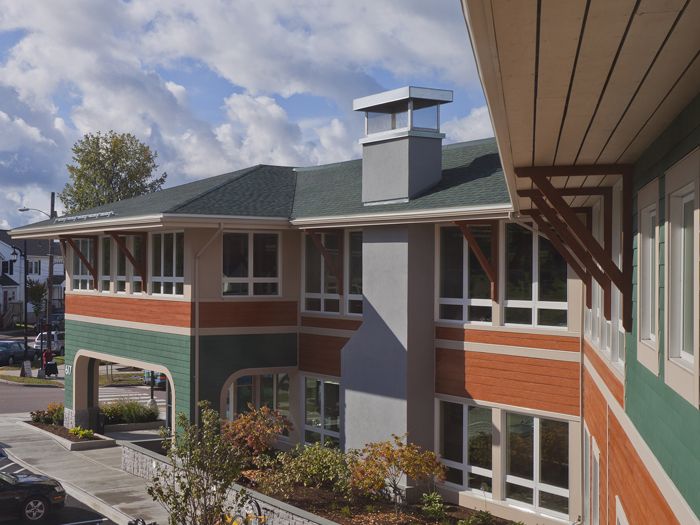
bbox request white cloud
[443,105,494,143]
[0,110,55,150]
[165,81,187,106]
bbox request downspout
[579,274,586,525]
[193,223,223,424]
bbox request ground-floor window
[438,400,493,493]
[226,373,290,421]
[505,412,569,517]
[304,376,340,446]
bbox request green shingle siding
[64,320,194,419]
[198,333,297,413]
[626,92,700,515]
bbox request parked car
[32,332,65,356]
[143,370,167,389]
[0,341,34,365]
[0,470,65,521]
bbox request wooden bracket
[307,230,344,296]
[62,236,98,289]
[454,220,499,301]
[109,232,148,281]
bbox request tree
[59,131,167,214]
[26,278,47,326]
[221,403,292,463]
[147,402,247,525]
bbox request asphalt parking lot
[0,451,114,525]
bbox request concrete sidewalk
[0,413,169,525]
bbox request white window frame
[226,372,290,420]
[130,235,144,295]
[591,436,600,525]
[503,221,568,329]
[115,236,128,294]
[615,496,630,525]
[302,374,340,445]
[221,231,281,298]
[27,259,41,275]
[150,231,184,296]
[504,412,570,520]
[344,229,363,316]
[435,397,493,496]
[437,224,493,325]
[71,238,94,291]
[99,236,112,293]
[664,148,699,407]
[302,232,342,314]
[637,179,660,374]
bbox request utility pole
[46,192,56,355]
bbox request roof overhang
[353,86,454,112]
[462,0,699,211]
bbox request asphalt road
[0,382,64,414]
[0,453,114,524]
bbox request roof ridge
[167,165,263,213]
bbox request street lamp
[18,193,57,358]
[10,243,29,371]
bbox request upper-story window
[72,238,94,291]
[347,231,363,315]
[304,232,341,313]
[99,237,111,292]
[1,261,14,275]
[222,232,280,296]
[27,260,41,275]
[116,237,127,292]
[639,204,658,345]
[151,232,183,295]
[439,225,492,323]
[505,223,567,327]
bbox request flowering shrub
[221,403,292,461]
[30,402,64,425]
[350,434,445,513]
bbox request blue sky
[0,0,493,228]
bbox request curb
[0,377,64,388]
[3,446,135,525]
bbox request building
[0,230,64,327]
[461,1,699,524]
[9,24,699,525]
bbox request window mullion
[249,233,254,296]
[463,237,469,323]
[532,228,539,326]
[534,417,540,509]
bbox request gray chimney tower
[353,86,453,205]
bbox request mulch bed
[240,472,513,525]
[28,422,98,442]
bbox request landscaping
[0,374,62,387]
[101,398,159,424]
[29,403,96,442]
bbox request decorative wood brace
[515,165,633,331]
[61,235,98,289]
[306,230,344,296]
[109,231,148,282]
[454,220,499,301]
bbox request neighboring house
[462,2,699,525]
[0,230,65,323]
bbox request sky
[0,0,493,229]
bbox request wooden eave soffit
[515,165,633,331]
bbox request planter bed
[103,420,165,433]
[21,421,116,451]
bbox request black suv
[0,470,65,521]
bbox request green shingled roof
[13,137,508,232]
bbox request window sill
[637,338,659,375]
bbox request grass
[99,373,144,387]
[0,374,62,387]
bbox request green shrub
[221,403,292,463]
[258,442,353,498]
[458,510,495,525]
[421,491,446,521]
[30,402,64,425]
[69,426,94,439]
[100,399,159,424]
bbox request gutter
[193,223,223,423]
[9,214,165,239]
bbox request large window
[639,204,658,345]
[438,225,492,323]
[99,237,111,292]
[116,237,127,292]
[222,232,279,296]
[668,187,696,365]
[438,400,493,493]
[505,413,569,518]
[304,232,341,313]
[304,376,340,446]
[27,260,41,275]
[71,238,94,290]
[151,232,184,295]
[226,373,290,421]
[346,231,363,314]
[505,223,567,327]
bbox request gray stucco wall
[362,135,442,203]
[341,224,435,452]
